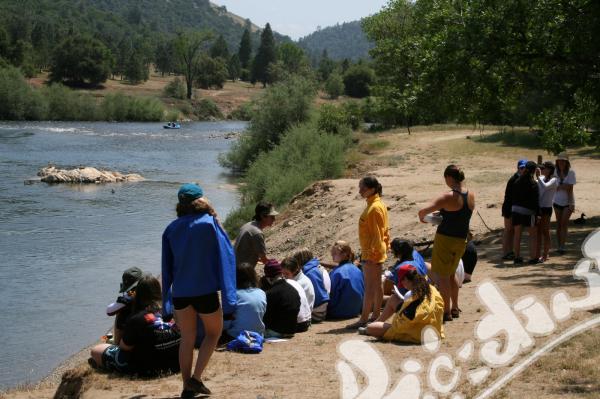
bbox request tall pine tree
[251,23,276,87]
[238,28,252,69]
[210,34,230,60]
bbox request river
[0,121,244,389]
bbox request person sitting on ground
[105,266,143,345]
[376,264,418,324]
[222,263,267,343]
[293,248,330,322]
[501,160,527,260]
[281,255,315,312]
[327,241,365,320]
[281,256,313,333]
[234,201,278,266]
[511,161,540,265]
[90,274,181,376]
[360,269,444,343]
[262,260,301,338]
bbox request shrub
[537,108,590,155]
[42,84,93,121]
[193,98,223,120]
[229,101,254,121]
[317,104,351,135]
[242,123,348,205]
[163,77,186,99]
[341,100,364,130]
[343,64,374,98]
[101,93,164,121]
[324,72,344,99]
[220,75,316,171]
[0,66,46,120]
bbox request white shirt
[286,279,312,323]
[553,170,576,206]
[320,266,331,294]
[537,176,558,208]
[294,271,315,311]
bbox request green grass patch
[474,129,544,149]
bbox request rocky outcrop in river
[37,166,144,184]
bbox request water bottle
[424,213,443,225]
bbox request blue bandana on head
[178,183,203,204]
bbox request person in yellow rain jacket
[347,176,390,329]
[360,268,445,343]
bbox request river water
[0,121,244,389]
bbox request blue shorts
[102,345,131,373]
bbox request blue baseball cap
[178,183,203,204]
[517,159,528,169]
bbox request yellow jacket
[358,194,390,263]
[383,285,445,343]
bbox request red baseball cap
[396,264,416,289]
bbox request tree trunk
[186,80,193,99]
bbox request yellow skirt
[431,233,467,277]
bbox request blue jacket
[327,262,364,319]
[303,258,329,307]
[161,213,237,317]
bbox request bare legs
[357,261,383,324]
[365,321,391,337]
[502,217,514,256]
[514,223,538,262]
[536,214,551,261]
[176,306,223,385]
[375,293,401,323]
[555,207,573,251]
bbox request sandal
[451,308,461,319]
[443,313,453,322]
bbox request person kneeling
[90,274,181,376]
[360,269,444,343]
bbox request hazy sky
[211,0,389,40]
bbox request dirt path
[4,128,599,399]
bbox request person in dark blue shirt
[161,183,237,398]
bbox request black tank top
[437,190,472,239]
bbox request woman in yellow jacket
[348,176,390,328]
[360,268,445,343]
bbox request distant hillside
[0,0,289,53]
[298,20,372,61]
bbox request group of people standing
[501,153,576,264]
[89,162,483,397]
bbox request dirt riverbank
[3,127,599,399]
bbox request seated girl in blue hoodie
[327,241,365,319]
[293,248,330,322]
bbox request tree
[251,23,277,87]
[317,49,336,81]
[155,37,174,77]
[210,34,229,60]
[49,35,113,86]
[195,54,227,89]
[343,63,374,98]
[238,28,252,69]
[228,53,241,81]
[324,72,344,99]
[278,42,309,75]
[173,30,212,99]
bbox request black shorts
[553,203,568,211]
[173,293,220,314]
[512,212,536,227]
[501,203,512,218]
[540,207,553,216]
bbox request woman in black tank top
[418,165,475,322]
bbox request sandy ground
[3,128,599,399]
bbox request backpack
[226,330,264,354]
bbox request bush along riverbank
[0,66,177,122]
[220,74,362,238]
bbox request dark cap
[119,267,143,293]
[178,183,203,204]
[264,259,282,278]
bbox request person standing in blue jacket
[162,183,237,398]
[327,241,365,319]
[294,248,330,322]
